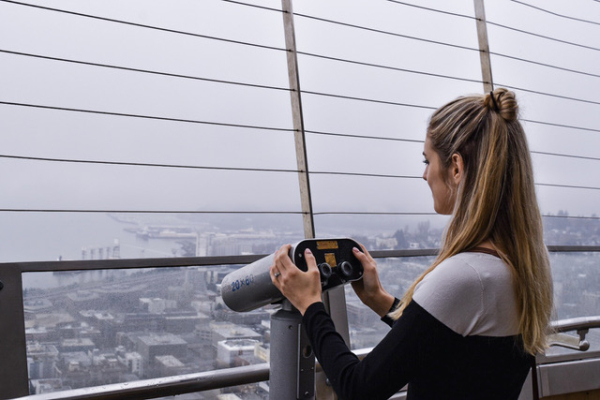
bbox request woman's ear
[450,153,464,186]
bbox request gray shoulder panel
[412,253,520,337]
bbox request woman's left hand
[270,244,322,315]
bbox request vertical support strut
[474,0,494,92]
[280,3,347,399]
[0,265,29,399]
[281,0,315,240]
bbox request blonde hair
[392,88,553,355]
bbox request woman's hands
[269,242,394,317]
[351,244,395,318]
[270,244,322,315]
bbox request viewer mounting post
[474,0,494,92]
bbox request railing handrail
[12,364,270,400]
[5,254,267,273]
[11,348,374,400]
[7,247,600,400]
[14,314,600,400]
[552,316,600,332]
[6,245,600,273]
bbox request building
[29,379,69,395]
[136,333,188,366]
[27,342,59,380]
[216,339,260,368]
[139,297,177,314]
[155,355,187,377]
[59,338,95,353]
[207,322,262,350]
[66,291,102,312]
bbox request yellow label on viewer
[317,240,338,250]
[324,253,337,267]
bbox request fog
[1,0,599,261]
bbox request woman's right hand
[351,244,396,317]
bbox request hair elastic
[489,91,499,112]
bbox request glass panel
[23,265,279,396]
[0,0,299,263]
[545,252,600,358]
[346,256,434,350]
[485,0,600,239]
[550,252,600,320]
[346,252,600,356]
[0,212,305,263]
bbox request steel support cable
[496,82,600,107]
[0,101,295,132]
[0,209,304,214]
[307,128,600,163]
[307,128,600,161]
[9,152,600,176]
[329,175,600,192]
[2,3,596,92]
[536,182,600,191]
[486,20,600,52]
[0,49,291,94]
[1,48,483,99]
[291,12,480,53]
[3,154,600,190]
[219,0,282,13]
[2,208,600,221]
[531,150,600,162]
[522,118,600,134]
[543,214,600,220]
[297,50,484,84]
[0,154,300,174]
[305,129,425,144]
[3,151,599,179]
[4,51,595,108]
[510,0,600,26]
[490,51,600,79]
[0,153,423,180]
[312,211,600,220]
[0,102,465,146]
[0,0,286,53]
[2,95,437,124]
[311,171,422,179]
[0,103,425,145]
[313,211,438,216]
[385,0,475,20]
[300,90,437,110]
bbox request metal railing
[2,246,600,399]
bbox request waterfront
[0,212,195,263]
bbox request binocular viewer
[221,238,364,312]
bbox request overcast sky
[1,0,599,261]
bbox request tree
[393,229,409,249]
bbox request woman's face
[422,136,455,215]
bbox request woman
[270,88,553,399]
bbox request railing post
[0,264,29,399]
[281,0,315,240]
[474,0,494,92]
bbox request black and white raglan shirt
[303,250,533,400]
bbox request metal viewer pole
[269,300,315,399]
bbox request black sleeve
[302,300,426,400]
[302,300,532,400]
